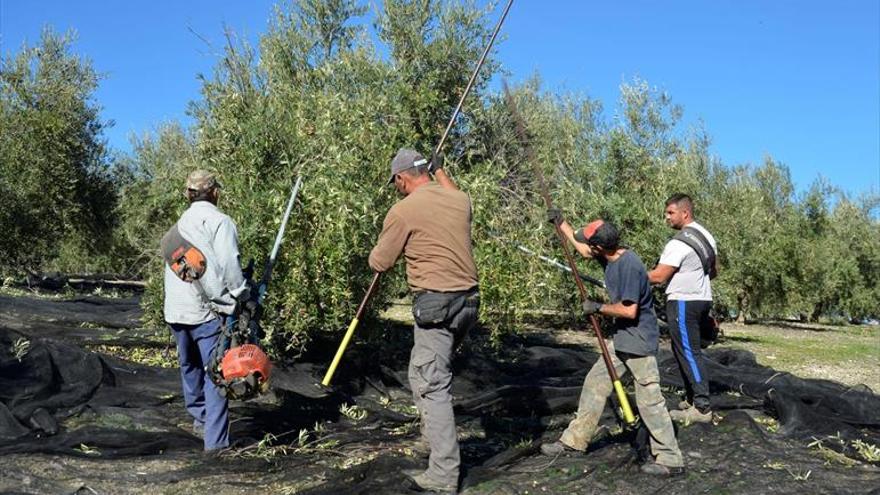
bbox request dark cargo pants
[408,294,479,488]
[667,299,712,412]
[559,340,683,468]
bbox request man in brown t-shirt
[369,148,479,494]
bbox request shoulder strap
[673,227,716,278]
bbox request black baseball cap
[574,220,620,249]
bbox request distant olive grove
[2,1,877,357]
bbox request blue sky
[2,0,878,196]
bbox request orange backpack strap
[160,224,207,282]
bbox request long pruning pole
[433,0,515,158]
[321,0,516,387]
[502,83,636,425]
[257,175,303,303]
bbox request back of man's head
[185,169,221,203]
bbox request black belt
[414,287,480,306]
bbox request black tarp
[1,293,879,494]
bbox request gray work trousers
[408,297,479,488]
[559,340,684,467]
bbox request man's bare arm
[558,220,593,258]
[599,300,638,320]
[433,169,458,191]
[648,264,677,285]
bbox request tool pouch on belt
[412,291,468,327]
[160,224,207,282]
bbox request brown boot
[640,460,686,477]
[669,405,712,425]
[402,469,457,494]
[540,440,580,456]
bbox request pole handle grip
[613,380,637,424]
[321,317,360,386]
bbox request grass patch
[718,323,880,390]
[88,344,177,368]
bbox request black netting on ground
[1,293,879,494]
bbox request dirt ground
[1,292,879,495]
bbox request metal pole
[513,243,605,289]
[322,1,516,386]
[502,82,636,425]
[259,175,304,302]
[434,0,515,157]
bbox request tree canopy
[2,1,877,357]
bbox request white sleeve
[214,217,248,300]
[658,240,689,268]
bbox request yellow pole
[321,272,382,387]
[613,380,636,424]
[321,318,360,386]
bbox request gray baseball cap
[388,148,428,184]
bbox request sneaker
[192,421,205,439]
[203,445,234,458]
[640,460,685,477]
[402,469,457,494]
[539,441,579,456]
[669,406,712,425]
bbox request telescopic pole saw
[320,0,516,387]
[502,82,636,426]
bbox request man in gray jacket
[163,170,248,451]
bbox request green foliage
[123,0,878,352]
[126,0,498,352]
[8,2,878,357]
[0,28,119,274]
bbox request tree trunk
[736,293,748,324]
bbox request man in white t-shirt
[648,194,717,424]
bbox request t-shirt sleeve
[617,257,645,305]
[369,210,409,272]
[658,240,689,268]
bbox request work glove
[236,298,262,338]
[547,208,563,225]
[429,152,444,172]
[582,299,602,315]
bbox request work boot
[402,469,457,494]
[640,460,686,477]
[669,405,713,425]
[540,440,579,457]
